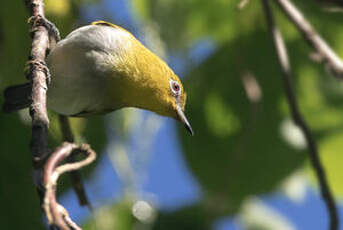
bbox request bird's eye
[170,80,181,96]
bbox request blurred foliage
[3,0,343,230]
[132,0,256,50]
[180,31,306,216]
[83,199,136,230]
[238,198,297,230]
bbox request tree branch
[261,0,339,229]
[274,0,343,78]
[25,0,50,166]
[43,143,96,230]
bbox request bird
[3,21,193,135]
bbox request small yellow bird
[3,21,193,135]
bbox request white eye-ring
[170,79,181,96]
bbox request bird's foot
[28,15,61,46]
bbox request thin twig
[59,115,91,208]
[43,142,96,230]
[261,0,339,230]
[274,0,343,78]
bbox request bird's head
[94,21,193,135]
[119,69,193,135]
[131,67,193,136]
[113,50,193,136]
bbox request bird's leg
[28,15,61,44]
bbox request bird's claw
[28,15,61,47]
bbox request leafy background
[1,0,343,229]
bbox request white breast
[46,24,132,116]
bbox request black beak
[176,104,194,136]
